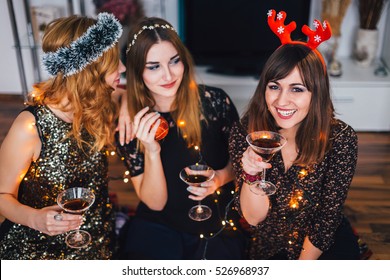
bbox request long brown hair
[126,17,202,148]
[244,44,335,165]
[28,15,120,152]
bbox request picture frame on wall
[30,5,64,43]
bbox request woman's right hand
[241,146,271,176]
[32,205,83,236]
[132,107,161,153]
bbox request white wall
[0,0,83,94]
[382,1,390,68]
[0,0,178,95]
[310,0,389,59]
[0,0,25,94]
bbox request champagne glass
[246,131,287,196]
[179,164,215,221]
[57,187,95,248]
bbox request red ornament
[152,116,169,141]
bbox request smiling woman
[230,43,360,260]
[228,9,362,260]
[0,13,126,260]
[115,16,247,260]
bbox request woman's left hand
[186,170,222,201]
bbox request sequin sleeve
[228,119,250,216]
[200,85,240,142]
[308,122,358,251]
[116,136,144,177]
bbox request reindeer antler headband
[267,9,332,67]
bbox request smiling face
[142,41,184,110]
[265,67,312,133]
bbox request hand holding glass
[246,131,287,196]
[57,187,95,248]
[179,164,215,221]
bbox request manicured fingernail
[187,186,192,191]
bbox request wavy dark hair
[244,44,335,165]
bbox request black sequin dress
[0,105,115,260]
[229,118,359,259]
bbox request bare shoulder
[0,111,40,194]
[1,111,40,159]
[7,110,39,141]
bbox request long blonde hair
[28,15,120,152]
[126,17,202,149]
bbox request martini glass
[179,164,215,221]
[57,187,95,248]
[246,131,287,196]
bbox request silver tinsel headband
[126,23,177,54]
[42,12,123,77]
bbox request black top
[117,85,239,235]
[229,117,358,259]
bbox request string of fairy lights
[105,145,312,259]
[106,144,239,259]
[104,115,312,258]
[24,113,312,258]
[25,111,311,258]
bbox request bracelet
[242,170,261,185]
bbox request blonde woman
[0,13,126,259]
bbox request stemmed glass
[57,187,95,248]
[246,131,287,196]
[179,164,215,221]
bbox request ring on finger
[54,213,63,221]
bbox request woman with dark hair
[229,10,360,260]
[116,17,246,259]
[0,13,126,259]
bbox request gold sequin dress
[0,105,115,260]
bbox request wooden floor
[1,94,389,259]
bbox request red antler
[266,9,333,69]
[267,9,332,50]
[302,19,332,50]
[267,9,296,45]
